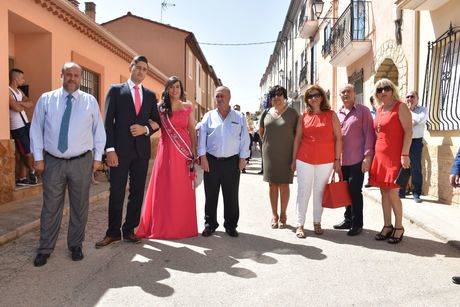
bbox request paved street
[0,155,459,306]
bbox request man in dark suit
[96,55,160,247]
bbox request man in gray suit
[30,62,106,267]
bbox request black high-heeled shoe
[375,225,394,241]
[388,227,405,244]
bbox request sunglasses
[376,85,393,94]
[406,95,416,99]
[272,92,284,97]
[307,93,322,100]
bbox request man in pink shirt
[334,84,375,236]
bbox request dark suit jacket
[104,82,160,159]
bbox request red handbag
[322,171,352,208]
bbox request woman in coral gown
[136,76,198,239]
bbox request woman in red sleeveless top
[369,79,412,244]
[291,85,342,238]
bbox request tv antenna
[160,0,175,23]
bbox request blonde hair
[303,84,331,114]
[373,78,400,104]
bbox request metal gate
[422,24,460,131]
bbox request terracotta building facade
[1,0,169,204]
[102,13,222,120]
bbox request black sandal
[375,225,394,241]
[388,227,405,244]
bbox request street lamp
[313,0,325,19]
[312,0,337,20]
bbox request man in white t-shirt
[9,69,37,186]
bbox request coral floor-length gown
[136,106,198,239]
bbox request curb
[0,190,110,247]
[364,191,460,250]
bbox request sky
[80,0,290,112]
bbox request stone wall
[0,139,15,204]
[422,143,460,205]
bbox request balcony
[395,0,450,11]
[298,4,318,39]
[299,64,308,89]
[329,1,372,67]
[321,38,331,57]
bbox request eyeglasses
[272,92,284,97]
[307,93,322,100]
[376,85,393,94]
[406,95,416,99]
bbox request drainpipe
[332,0,338,109]
[414,10,420,93]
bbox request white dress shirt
[30,88,106,161]
[197,108,250,158]
[127,78,143,106]
[411,105,427,139]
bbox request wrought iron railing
[322,38,331,57]
[329,0,372,59]
[422,25,460,131]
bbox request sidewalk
[363,187,460,249]
[0,175,111,246]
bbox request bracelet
[334,158,340,161]
[401,154,409,157]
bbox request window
[348,69,364,105]
[310,45,317,84]
[80,67,100,102]
[294,14,298,36]
[322,22,332,57]
[195,61,201,103]
[295,61,298,89]
[289,70,292,92]
[422,26,460,130]
[188,51,193,79]
[352,0,366,40]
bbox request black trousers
[106,151,149,237]
[400,138,423,197]
[204,154,240,230]
[342,162,364,228]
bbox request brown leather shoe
[95,236,121,249]
[123,233,141,244]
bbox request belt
[206,154,238,161]
[45,150,91,161]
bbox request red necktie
[133,85,141,115]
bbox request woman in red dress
[369,78,412,244]
[136,76,198,239]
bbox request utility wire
[199,40,279,46]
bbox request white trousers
[295,159,333,226]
